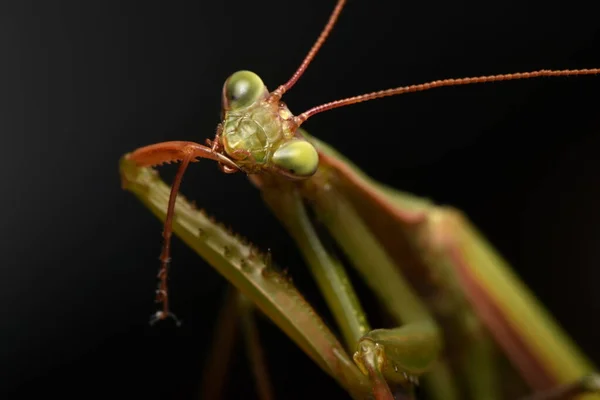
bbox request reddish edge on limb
[126,140,240,324]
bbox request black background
[2,0,600,399]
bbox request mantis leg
[198,287,275,400]
[294,170,459,400]
[253,174,456,398]
[237,293,275,400]
[306,134,529,399]
[199,287,240,400]
[255,177,370,350]
[255,178,392,399]
[125,141,239,324]
[120,158,372,399]
[308,134,599,397]
[414,206,599,399]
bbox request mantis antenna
[276,0,347,95]
[295,69,600,124]
[269,0,599,125]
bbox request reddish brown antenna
[276,0,347,95]
[272,0,599,124]
[295,69,600,124]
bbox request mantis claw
[156,260,170,275]
[149,310,182,327]
[353,339,395,400]
[126,141,240,336]
[155,289,167,302]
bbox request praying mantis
[119,0,600,398]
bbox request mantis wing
[306,132,598,399]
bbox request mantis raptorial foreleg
[253,175,370,351]
[256,178,396,399]
[299,169,457,398]
[119,158,372,399]
[122,152,598,399]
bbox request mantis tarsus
[119,0,600,398]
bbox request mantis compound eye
[223,70,266,110]
[272,140,319,178]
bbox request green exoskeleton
[220,70,319,178]
[120,0,600,398]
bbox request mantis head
[220,70,319,179]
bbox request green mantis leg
[256,177,395,398]
[253,174,457,399]
[417,205,599,399]
[255,177,370,351]
[120,158,372,399]
[295,168,461,400]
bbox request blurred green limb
[308,134,599,400]
[255,169,456,399]
[257,179,371,351]
[199,287,275,400]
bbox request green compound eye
[224,70,266,110]
[272,140,319,177]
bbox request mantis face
[220,70,319,179]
